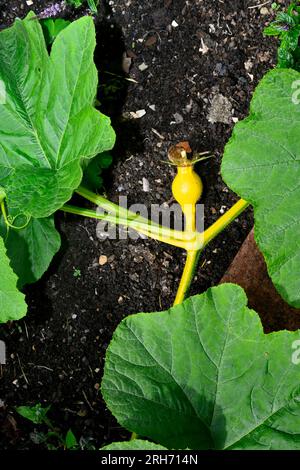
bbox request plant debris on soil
[0,0,293,450]
[221,230,300,333]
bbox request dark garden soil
[0,0,295,450]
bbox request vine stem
[65,187,249,304]
[61,204,195,249]
[76,186,191,242]
[0,201,31,230]
[173,198,249,306]
[173,250,201,306]
[202,199,249,247]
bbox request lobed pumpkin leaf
[0,216,61,287]
[0,13,115,219]
[102,284,300,450]
[0,236,27,323]
[222,68,300,307]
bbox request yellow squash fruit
[172,166,203,207]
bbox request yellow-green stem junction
[60,186,249,305]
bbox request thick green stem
[61,204,191,249]
[202,199,249,247]
[173,250,202,306]
[65,191,249,306]
[76,185,192,242]
[173,199,250,305]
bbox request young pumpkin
[168,144,203,232]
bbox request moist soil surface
[0,0,294,450]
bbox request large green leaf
[0,215,61,287]
[0,236,27,322]
[101,440,167,451]
[0,14,115,219]
[222,69,300,307]
[102,284,300,450]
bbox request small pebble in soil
[122,53,132,74]
[260,7,269,15]
[207,94,232,124]
[142,177,150,192]
[186,99,193,113]
[244,59,253,72]
[171,112,184,124]
[99,255,108,266]
[199,38,209,54]
[130,109,146,119]
[138,62,149,71]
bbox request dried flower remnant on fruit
[168,142,192,167]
